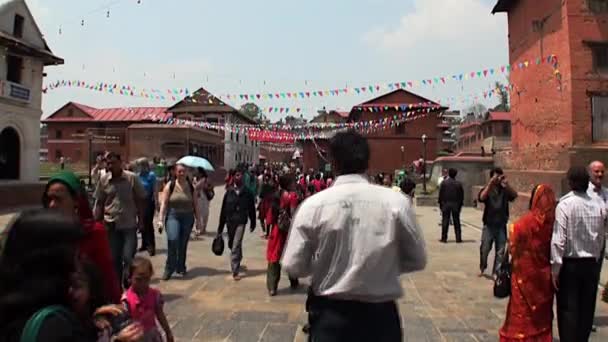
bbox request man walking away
[552,166,606,342]
[477,167,517,276]
[137,158,157,256]
[217,165,257,281]
[282,131,427,342]
[438,168,464,243]
[94,152,146,288]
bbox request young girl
[122,257,173,342]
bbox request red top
[266,191,299,263]
[77,195,122,303]
[311,179,326,193]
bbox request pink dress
[122,287,164,342]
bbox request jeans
[227,224,246,275]
[106,223,137,288]
[479,223,507,274]
[164,209,195,276]
[556,258,601,342]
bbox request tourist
[437,168,449,227]
[217,165,257,281]
[0,210,143,342]
[282,131,426,342]
[91,155,107,185]
[43,170,121,303]
[123,256,174,342]
[137,158,158,256]
[266,175,300,296]
[158,163,198,281]
[499,184,556,341]
[438,168,464,243]
[399,177,416,202]
[94,152,146,289]
[244,165,259,198]
[477,168,517,276]
[551,166,606,342]
[194,168,214,237]
[225,169,236,189]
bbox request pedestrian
[266,175,300,296]
[382,173,393,187]
[282,131,426,342]
[438,168,464,243]
[0,209,143,342]
[551,166,606,342]
[60,156,65,170]
[399,177,416,202]
[499,184,556,341]
[43,170,122,303]
[94,152,146,289]
[477,168,518,276]
[91,155,107,185]
[194,168,214,237]
[437,168,449,227]
[137,158,158,256]
[217,165,257,281]
[258,174,276,239]
[157,163,198,281]
[122,256,174,342]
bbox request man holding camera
[477,168,517,277]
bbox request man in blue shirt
[137,158,158,256]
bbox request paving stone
[227,321,267,342]
[232,310,289,323]
[173,316,203,339]
[259,323,298,342]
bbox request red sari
[266,191,298,263]
[499,184,556,342]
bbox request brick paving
[1,187,607,341]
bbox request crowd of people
[1,130,608,341]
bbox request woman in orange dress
[499,184,556,342]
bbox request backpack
[277,191,292,232]
[20,305,72,342]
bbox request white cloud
[364,0,506,59]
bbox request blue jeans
[164,209,194,276]
[479,223,507,274]
[106,223,137,288]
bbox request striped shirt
[551,191,607,278]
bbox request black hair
[129,256,154,278]
[400,177,416,195]
[529,184,541,210]
[105,151,121,161]
[0,209,83,332]
[567,166,590,192]
[329,130,370,175]
[448,168,458,178]
[490,167,504,178]
[279,174,295,190]
[307,184,316,194]
[197,168,208,178]
[315,173,321,180]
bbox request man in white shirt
[282,131,427,342]
[551,166,606,342]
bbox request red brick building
[493,0,608,177]
[456,111,511,152]
[302,89,448,174]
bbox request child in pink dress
[122,256,174,342]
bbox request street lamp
[400,146,405,170]
[87,131,93,188]
[421,134,428,194]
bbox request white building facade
[224,113,260,170]
[0,0,63,182]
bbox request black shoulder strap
[169,179,176,198]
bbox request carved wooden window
[592,96,608,141]
[589,0,608,13]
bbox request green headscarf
[47,171,82,196]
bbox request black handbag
[212,234,224,256]
[493,245,512,298]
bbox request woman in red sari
[266,175,300,296]
[499,184,556,342]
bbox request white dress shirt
[551,190,607,277]
[281,174,427,303]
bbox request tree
[240,102,263,122]
[465,103,488,119]
[492,81,510,112]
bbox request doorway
[0,127,20,180]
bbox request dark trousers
[266,262,298,292]
[307,294,402,342]
[556,258,601,342]
[140,200,156,252]
[105,223,137,289]
[440,203,462,241]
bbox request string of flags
[42,55,557,102]
[258,143,297,152]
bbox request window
[244,134,247,145]
[592,96,608,141]
[55,150,62,160]
[236,133,240,143]
[230,131,233,141]
[502,123,510,136]
[55,130,63,139]
[589,0,608,13]
[6,55,23,83]
[591,44,608,72]
[395,123,405,135]
[13,15,24,38]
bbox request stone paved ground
[1,187,607,341]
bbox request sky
[25,0,509,120]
